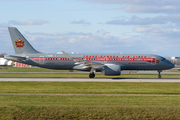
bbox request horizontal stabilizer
[4,55,26,60]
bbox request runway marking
[0,93,180,96]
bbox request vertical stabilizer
[8,27,40,54]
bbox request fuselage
[7,53,175,71]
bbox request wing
[62,51,104,69]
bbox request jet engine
[103,64,121,76]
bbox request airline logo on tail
[14,38,25,49]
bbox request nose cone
[168,61,175,69]
[170,63,175,69]
[162,61,175,70]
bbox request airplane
[0,58,14,66]
[4,27,175,78]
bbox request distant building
[14,62,31,67]
[169,57,180,65]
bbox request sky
[0,0,180,57]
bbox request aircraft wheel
[158,75,161,79]
[89,73,95,78]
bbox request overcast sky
[0,0,180,57]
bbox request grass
[1,66,180,119]
[0,82,180,95]
[1,66,180,79]
[0,82,180,119]
[0,95,180,119]
[165,68,180,72]
[1,66,180,78]
[2,95,180,107]
[1,73,180,78]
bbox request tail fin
[8,27,41,54]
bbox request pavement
[0,70,179,74]
[0,77,180,82]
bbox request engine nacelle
[103,64,121,76]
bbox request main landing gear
[158,70,162,79]
[89,72,95,78]
[89,69,96,78]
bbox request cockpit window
[161,58,167,61]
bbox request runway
[1,77,180,82]
[0,70,180,74]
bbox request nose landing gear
[158,74,161,79]
[158,70,162,79]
